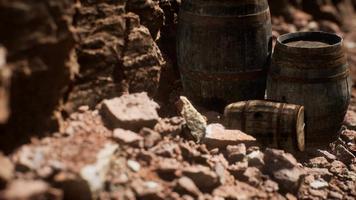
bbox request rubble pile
[0,94,354,199]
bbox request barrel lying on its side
[224,100,305,152]
[177,0,272,107]
[267,32,351,147]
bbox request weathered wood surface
[267,32,351,147]
[177,0,272,108]
[224,100,305,152]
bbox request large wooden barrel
[177,0,272,108]
[267,31,351,147]
[224,100,305,152]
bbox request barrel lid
[277,31,343,51]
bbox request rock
[344,111,356,129]
[123,13,165,97]
[113,128,143,147]
[0,180,62,200]
[264,148,298,170]
[310,179,329,189]
[305,168,333,181]
[131,179,164,200]
[127,160,141,172]
[340,129,355,143]
[328,191,344,200]
[334,144,355,165]
[182,165,220,192]
[151,140,181,158]
[307,157,331,168]
[263,180,279,193]
[247,150,265,169]
[0,152,13,188]
[315,149,337,161]
[155,158,182,180]
[228,160,249,179]
[80,143,118,192]
[174,177,201,197]
[203,124,256,149]
[176,96,207,142]
[213,182,268,199]
[271,167,304,194]
[329,160,347,174]
[240,167,263,187]
[154,117,185,136]
[140,128,162,148]
[101,93,160,130]
[0,0,76,149]
[226,144,246,164]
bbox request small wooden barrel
[177,0,272,107]
[267,32,351,147]
[224,100,305,152]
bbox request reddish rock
[203,124,256,149]
[182,165,220,192]
[131,180,165,200]
[264,148,298,170]
[101,93,159,130]
[154,117,185,136]
[247,150,265,169]
[213,182,268,199]
[140,128,162,148]
[307,157,331,168]
[113,128,143,147]
[226,144,246,164]
[174,177,201,197]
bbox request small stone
[101,93,159,131]
[203,124,256,149]
[140,128,162,148]
[344,111,356,129]
[113,128,143,147]
[182,165,220,192]
[310,179,329,189]
[213,182,267,199]
[226,144,246,164]
[127,160,141,172]
[247,150,265,169]
[176,96,207,142]
[308,157,330,168]
[335,144,355,165]
[241,167,263,186]
[264,148,298,170]
[330,160,347,174]
[328,191,343,200]
[305,168,333,181]
[315,149,336,161]
[271,167,304,194]
[78,105,89,112]
[174,177,201,197]
[131,179,164,200]
[263,180,279,192]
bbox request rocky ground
[0,0,356,200]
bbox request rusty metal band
[275,103,285,148]
[179,8,270,27]
[269,69,349,84]
[180,67,267,81]
[273,56,347,70]
[241,101,250,132]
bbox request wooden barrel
[177,0,272,108]
[267,31,351,147]
[224,100,305,152]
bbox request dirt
[0,0,355,199]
